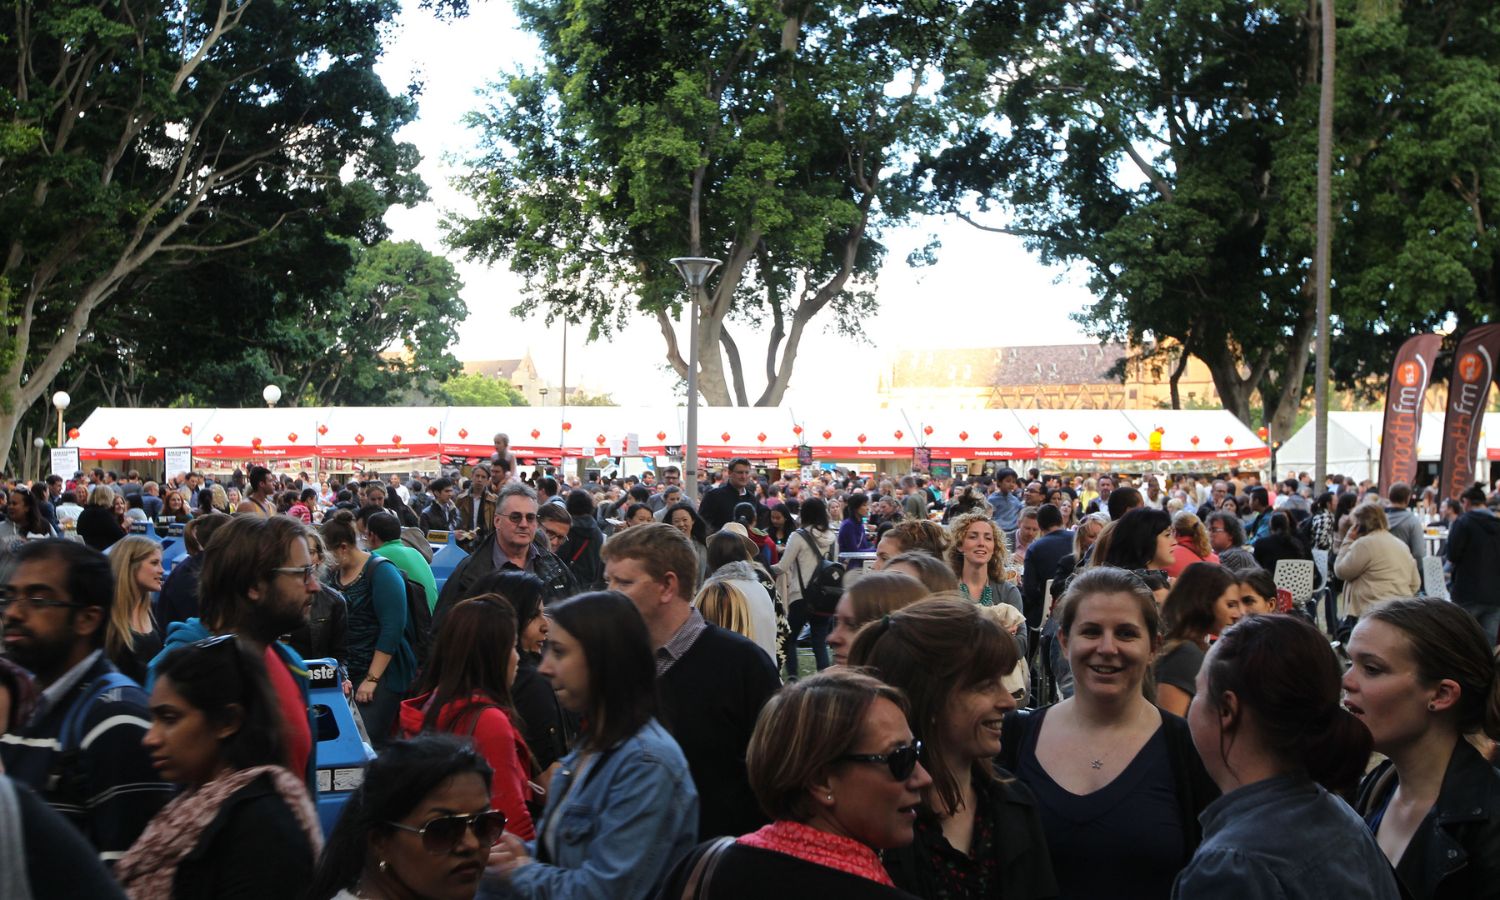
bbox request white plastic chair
[1274,559,1317,611]
[1421,555,1449,601]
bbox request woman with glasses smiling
[116,636,321,899]
[309,734,504,900]
[658,668,930,899]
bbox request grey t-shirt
[1154,641,1206,697]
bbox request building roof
[885,344,1127,389]
[463,357,533,381]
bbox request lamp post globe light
[263,384,282,408]
[52,391,70,446]
[669,257,722,501]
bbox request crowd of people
[0,439,1498,900]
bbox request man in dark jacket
[698,457,760,533]
[433,482,579,631]
[1021,504,1073,629]
[1446,485,1500,639]
[560,489,606,590]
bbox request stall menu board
[930,459,952,480]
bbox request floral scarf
[739,820,895,886]
[116,765,321,900]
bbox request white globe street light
[669,257,722,501]
[263,384,282,408]
[52,391,71,446]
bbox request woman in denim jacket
[480,591,698,900]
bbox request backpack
[372,557,434,671]
[793,528,845,615]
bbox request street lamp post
[52,391,70,447]
[539,387,549,407]
[263,384,282,409]
[669,257,722,501]
[32,437,44,481]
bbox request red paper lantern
[1224,436,1233,446]
[959,431,969,441]
[894,430,904,440]
[1028,425,1039,436]
[251,437,263,448]
[561,422,572,432]
[1257,426,1269,441]
[923,425,934,436]
[1093,435,1102,445]
[993,431,1003,441]
[1155,426,1165,435]
[288,433,298,443]
[68,427,80,440]
[657,431,667,441]
[757,432,767,443]
[857,433,867,444]
[1191,435,1200,446]
[1128,432,1138,442]
[212,434,223,444]
[457,428,468,439]
[427,426,438,437]
[722,432,731,442]
[596,434,607,445]
[793,425,803,436]
[146,435,157,446]
[531,429,541,440]
[318,424,329,436]
[354,434,365,445]
[181,425,192,436]
[1059,431,1069,442]
[822,430,832,441]
[108,436,118,448]
[392,435,402,446]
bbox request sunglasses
[386,810,507,854]
[503,513,538,525]
[837,741,924,781]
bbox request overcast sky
[374,1,1099,405]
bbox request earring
[826,792,834,801]
[1428,703,1438,712]
[378,860,389,874]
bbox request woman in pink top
[1164,511,1219,578]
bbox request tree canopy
[448,0,974,406]
[441,372,530,407]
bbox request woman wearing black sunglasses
[850,599,1058,899]
[658,669,931,899]
[116,636,321,899]
[308,734,503,900]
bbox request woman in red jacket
[397,595,537,839]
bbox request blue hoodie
[147,618,318,795]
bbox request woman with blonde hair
[824,571,929,667]
[1333,503,1421,631]
[107,535,165,683]
[77,483,127,551]
[945,511,1022,614]
[695,580,758,648]
[1164,511,1218,578]
[884,551,960,596]
[873,519,949,571]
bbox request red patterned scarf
[738,819,895,886]
[116,765,321,899]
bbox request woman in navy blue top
[1000,567,1217,900]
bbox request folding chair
[1421,555,1449,601]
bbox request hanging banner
[50,447,80,479]
[1439,325,1500,501]
[1378,333,1444,492]
[164,447,193,479]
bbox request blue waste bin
[427,531,469,595]
[159,522,188,574]
[306,657,376,836]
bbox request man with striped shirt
[0,540,170,865]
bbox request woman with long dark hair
[307,734,501,900]
[1177,614,1398,899]
[1101,508,1175,571]
[479,592,698,899]
[1348,599,1500,899]
[773,497,839,677]
[1155,563,1243,717]
[665,500,710,579]
[118,636,320,899]
[397,598,536,840]
[839,493,875,557]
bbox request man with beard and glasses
[146,515,321,793]
[0,540,172,865]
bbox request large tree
[449,0,971,406]
[0,0,422,462]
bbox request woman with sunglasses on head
[1155,563,1243,718]
[999,568,1218,900]
[479,591,697,900]
[851,599,1057,899]
[308,734,504,900]
[658,668,930,899]
[1347,598,1500,900]
[1175,614,1398,900]
[117,636,321,900]
[322,509,416,747]
[398,597,537,841]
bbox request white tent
[1273,411,1500,483]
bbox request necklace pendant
[1090,759,1103,770]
